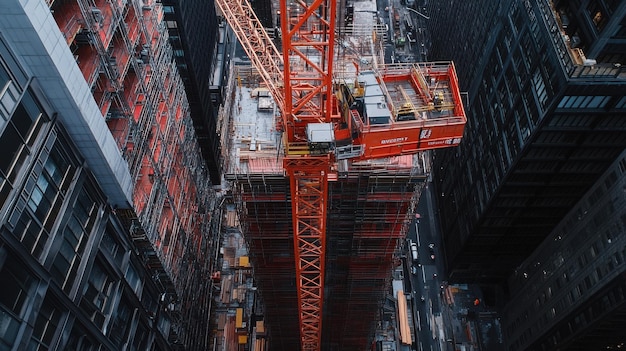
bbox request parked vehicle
[409,240,419,262]
[428,243,435,260]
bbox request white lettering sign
[381,137,408,145]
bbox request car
[428,243,435,260]
[406,31,416,43]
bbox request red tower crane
[215,0,466,349]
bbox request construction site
[36,0,464,349]
[215,0,466,348]
[9,0,626,350]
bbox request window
[0,38,28,88]
[125,263,142,294]
[28,295,62,351]
[587,3,607,32]
[64,323,100,351]
[614,96,626,109]
[108,297,132,347]
[0,247,36,349]
[558,95,610,109]
[0,88,47,181]
[532,68,547,107]
[50,187,98,292]
[141,290,158,318]
[12,146,73,258]
[511,5,524,34]
[100,231,125,268]
[0,79,19,122]
[80,260,116,329]
[130,322,150,351]
[0,64,10,93]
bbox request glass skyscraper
[429,0,626,285]
[428,0,626,348]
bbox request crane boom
[215,0,284,112]
[278,1,336,349]
[284,156,330,350]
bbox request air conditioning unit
[583,59,597,67]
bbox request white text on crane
[381,137,409,145]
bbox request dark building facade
[0,38,174,350]
[502,149,626,350]
[427,0,626,287]
[162,0,224,184]
[0,0,221,349]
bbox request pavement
[440,283,504,351]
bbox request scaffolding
[50,0,219,349]
[217,4,464,347]
[224,66,429,349]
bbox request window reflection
[0,248,36,350]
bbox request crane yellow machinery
[215,0,466,349]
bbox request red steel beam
[284,156,330,351]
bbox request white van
[409,240,419,262]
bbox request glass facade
[427,0,626,348]
[161,0,223,184]
[0,36,174,351]
[503,150,626,350]
[428,0,626,285]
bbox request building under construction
[223,64,463,349]
[217,0,466,346]
[224,113,426,350]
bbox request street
[374,0,430,64]
[404,178,449,351]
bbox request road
[405,179,448,351]
[359,0,445,347]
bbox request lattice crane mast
[217,1,335,349]
[215,0,467,349]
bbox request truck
[409,240,419,262]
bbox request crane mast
[217,0,336,349]
[280,1,336,349]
